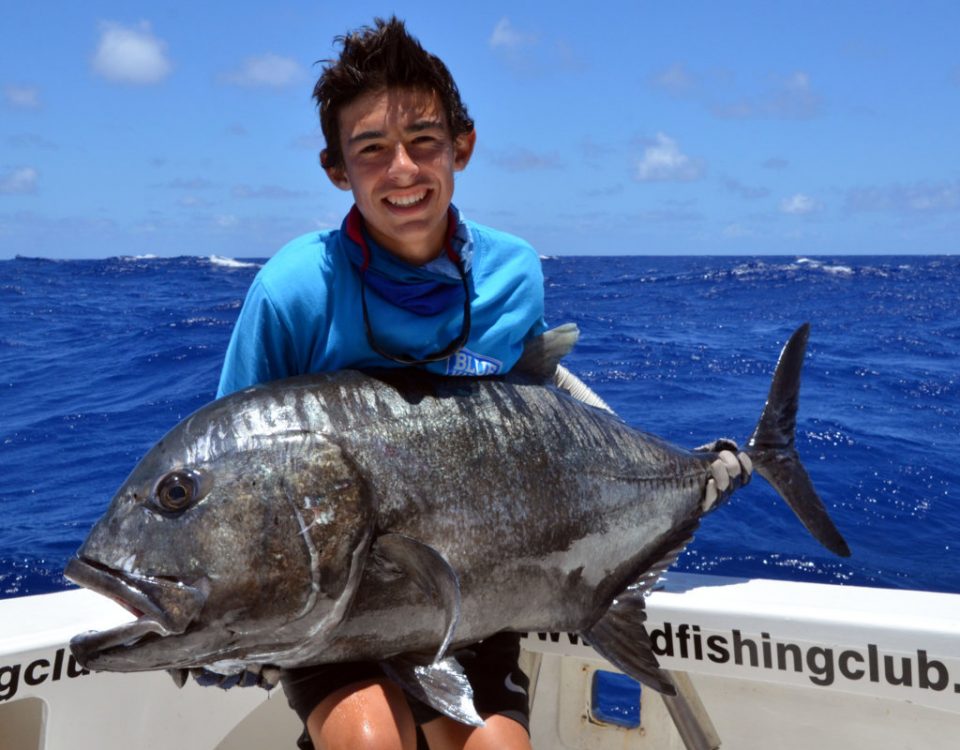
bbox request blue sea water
[1,254,958,599]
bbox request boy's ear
[453,129,477,172]
[321,150,351,190]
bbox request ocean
[1,254,957,599]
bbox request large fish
[66,323,848,724]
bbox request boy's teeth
[389,192,426,207]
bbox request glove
[694,439,753,511]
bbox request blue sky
[2,1,959,258]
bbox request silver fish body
[66,325,849,713]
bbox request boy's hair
[314,17,474,170]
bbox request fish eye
[155,471,201,514]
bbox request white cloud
[636,133,704,182]
[489,18,536,50]
[3,85,41,109]
[488,19,580,75]
[92,21,172,85]
[223,54,304,89]
[712,70,821,120]
[778,72,820,116]
[176,195,211,208]
[651,63,696,94]
[0,166,39,194]
[846,180,960,214]
[780,193,818,215]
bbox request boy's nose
[387,144,418,181]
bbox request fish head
[66,388,375,672]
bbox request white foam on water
[208,255,260,269]
[822,264,854,275]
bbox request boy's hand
[695,439,753,510]
[169,665,280,690]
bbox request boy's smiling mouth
[385,189,429,208]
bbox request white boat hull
[2,574,958,749]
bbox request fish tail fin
[746,324,851,557]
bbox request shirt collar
[342,204,473,281]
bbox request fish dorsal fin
[371,533,461,662]
[381,654,484,727]
[513,323,580,379]
[583,518,700,695]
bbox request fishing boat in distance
[2,572,958,749]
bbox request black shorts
[281,632,530,748]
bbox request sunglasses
[360,256,471,365]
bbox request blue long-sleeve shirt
[217,209,546,397]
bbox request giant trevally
[66,323,849,725]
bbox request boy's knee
[306,678,416,750]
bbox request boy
[217,17,541,750]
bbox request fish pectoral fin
[381,655,484,728]
[584,587,676,696]
[371,533,461,661]
[513,323,580,379]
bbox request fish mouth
[65,556,208,670]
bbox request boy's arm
[217,279,299,398]
[501,235,548,369]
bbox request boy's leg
[421,714,531,750]
[418,632,532,750]
[282,635,530,750]
[283,663,417,750]
[306,678,418,750]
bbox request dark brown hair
[314,17,474,169]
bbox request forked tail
[747,323,850,557]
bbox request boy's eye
[413,134,444,147]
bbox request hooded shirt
[217,205,546,398]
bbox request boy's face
[323,87,475,265]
